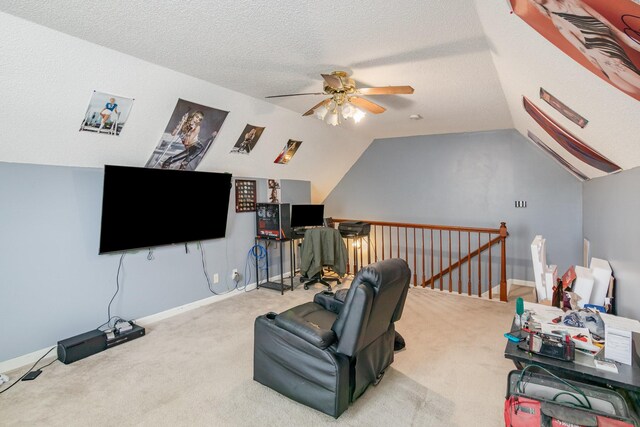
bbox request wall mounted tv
[290,204,325,228]
[99,165,232,254]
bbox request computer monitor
[290,204,325,228]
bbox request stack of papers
[600,313,640,365]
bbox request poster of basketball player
[79,90,134,136]
[230,124,265,154]
[509,0,640,101]
[145,99,229,171]
[273,139,302,164]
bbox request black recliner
[253,258,411,418]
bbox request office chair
[299,227,347,290]
[300,269,340,290]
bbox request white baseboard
[134,283,257,327]
[0,347,59,378]
[507,279,535,288]
[411,279,534,303]
[0,272,295,375]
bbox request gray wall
[0,162,309,361]
[583,167,640,319]
[323,129,583,282]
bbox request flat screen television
[99,165,232,254]
[290,204,325,228]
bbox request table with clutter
[504,301,640,394]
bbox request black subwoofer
[57,329,107,364]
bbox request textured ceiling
[0,0,512,139]
[1,0,639,180]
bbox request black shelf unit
[254,236,294,295]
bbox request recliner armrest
[275,311,336,349]
[313,291,345,314]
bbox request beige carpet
[0,280,523,426]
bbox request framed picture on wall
[235,179,257,212]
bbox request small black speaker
[256,203,291,239]
[57,329,107,364]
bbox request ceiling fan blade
[358,86,414,95]
[302,98,332,116]
[350,97,386,114]
[265,92,325,99]
[321,74,344,90]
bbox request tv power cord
[0,347,57,395]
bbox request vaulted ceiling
[1,0,639,180]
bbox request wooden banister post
[499,222,508,302]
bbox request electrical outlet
[213,273,219,283]
[232,269,238,280]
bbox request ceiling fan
[265,71,414,125]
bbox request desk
[504,335,640,393]
[254,237,294,295]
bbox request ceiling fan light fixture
[352,108,366,123]
[326,112,340,126]
[315,104,328,120]
[268,71,413,126]
[341,102,355,119]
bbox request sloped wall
[323,129,583,283]
[0,11,371,202]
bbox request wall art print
[267,179,281,203]
[79,90,134,136]
[145,99,228,171]
[235,179,257,213]
[539,87,589,128]
[510,0,640,101]
[527,130,589,180]
[523,96,621,173]
[274,139,302,164]
[230,124,265,154]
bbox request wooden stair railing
[332,219,509,302]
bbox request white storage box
[589,257,612,307]
[572,266,594,308]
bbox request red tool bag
[504,395,542,426]
[504,368,637,427]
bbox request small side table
[254,236,294,295]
